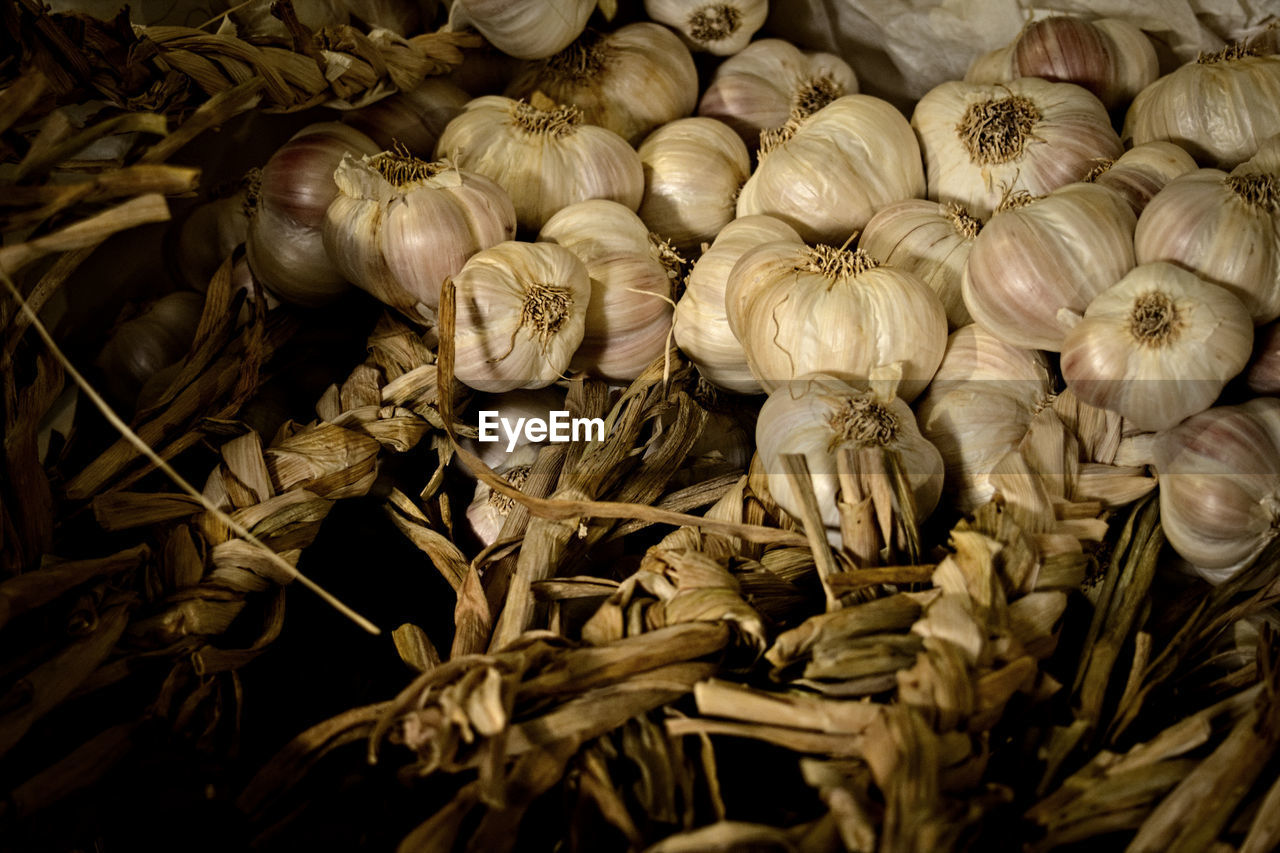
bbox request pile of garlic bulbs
[174,3,1280,586]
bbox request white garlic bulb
[916,325,1054,512]
[1134,168,1280,324]
[911,77,1122,219]
[1154,398,1280,577]
[538,200,681,382]
[1083,140,1198,216]
[466,444,540,548]
[246,123,379,306]
[673,215,801,394]
[436,96,644,233]
[322,150,516,317]
[1124,43,1280,169]
[737,94,925,244]
[858,200,983,330]
[698,39,858,149]
[174,182,251,292]
[644,0,768,56]
[341,78,471,155]
[447,0,594,60]
[637,117,751,254]
[755,376,944,542]
[452,241,591,393]
[726,239,946,401]
[505,24,699,146]
[1007,17,1158,110]
[1060,263,1253,432]
[963,182,1136,352]
[97,292,205,408]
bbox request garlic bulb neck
[688,4,743,44]
[828,396,899,450]
[996,189,1039,212]
[1082,158,1115,183]
[791,73,842,120]
[542,30,608,81]
[797,244,878,279]
[1227,172,1279,211]
[1128,291,1182,346]
[943,202,983,239]
[1198,41,1260,64]
[487,464,532,514]
[958,95,1042,165]
[649,233,686,279]
[512,99,583,137]
[368,149,449,185]
[521,281,574,343]
[758,118,800,155]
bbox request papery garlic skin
[246,123,379,306]
[916,325,1054,513]
[1007,17,1158,110]
[726,240,946,401]
[1154,397,1280,575]
[466,444,540,548]
[1083,141,1198,216]
[755,376,944,540]
[341,78,471,155]
[637,117,751,254]
[452,241,591,393]
[911,77,1122,219]
[737,94,925,244]
[323,151,516,317]
[447,0,594,60]
[859,200,982,330]
[1060,263,1253,432]
[505,24,698,146]
[1124,45,1280,169]
[698,39,858,149]
[644,0,768,56]
[539,200,681,382]
[962,182,1136,352]
[1134,168,1280,324]
[673,215,801,394]
[436,96,644,233]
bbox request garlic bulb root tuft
[1127,291,1183,345]
[957,95,1042,165]
[827,396,899,450]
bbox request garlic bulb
[505,24,698,146]
[755,376,944,541]
[963,182,1136,352]
[965,45,1014,85]
[467,445,540,549]
[673,215,801,394]
[644,0,768,56]
[916,325,1054,512]
[174,181,251,292]
[461,387,564,469]
[453,241,591,393]
[1245,320,1280,395]
[447,0,594,60]
[538,200,681,382]
[737,95,925,244]
[858,200,982,330]
[1123,43,1280,168]
[911,77,1122,218]
[97,292,205,408]
[1134,168,1280,324]
[1247,132,1280,173]
[1060,263,1253,432]
[726,239,946,401]
[1154,397,1280,576]
[698,39,858,149]
[322,150,516,317]
[1007,17,1158,110]
[246,123,379,306]
[436,96,644,233]
[1082,140,1198,216]
[637,117,751,254]
[342,78,471,155]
